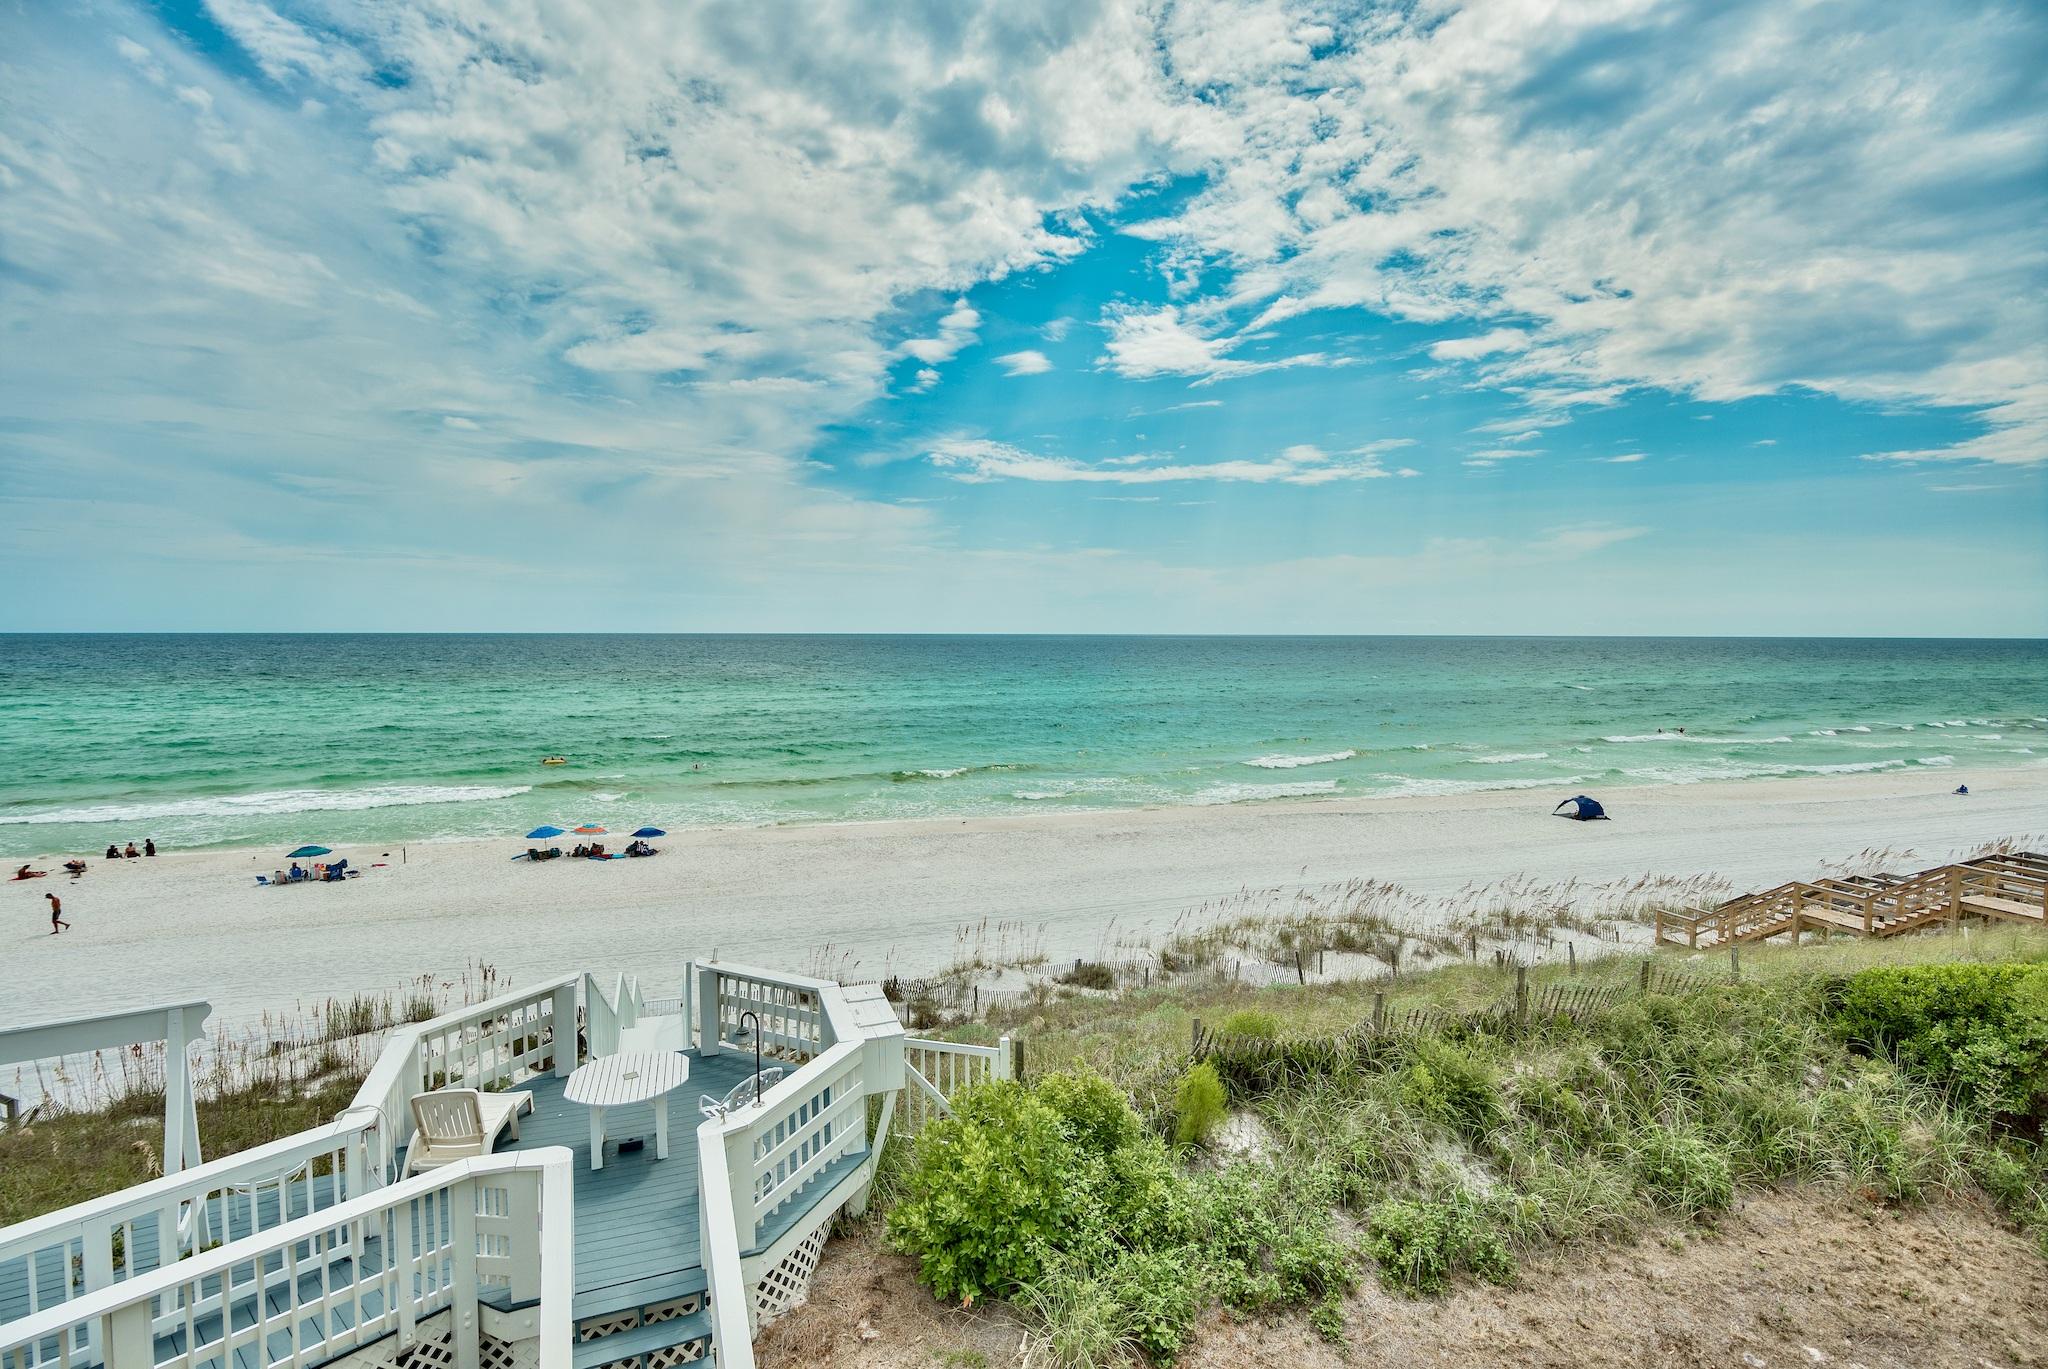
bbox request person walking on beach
[45,892,69,934]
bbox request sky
[0,0,2043,635]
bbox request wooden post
[1567,942,1576,972]
[1010,1035,1026,1083]
[1468,929,1477,960]
[1515,966,1528,1025]
[1729,944,1741,981]
[1653,907,1663,945]
[1294,950,1306,985]
[1638,960,1651,995]
[1372,992,1386,1032]
[1191,1018,1202,1056]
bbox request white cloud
[1598,453,1646,464]
[1132,0,2048,464]
[994,349,1053,376]
[1099,304,1341,385]
[1429,329,1531,362]
[901,302,984,367]
[926,437,1413,486]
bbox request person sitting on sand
[145,838,156,857]
[571,842,588,858]
[1954,784,1969,795]
[106,844,121,860]
[289,861,304,880]
[63,860,87,875]
[124,843,139,858]
[14,864,46,880]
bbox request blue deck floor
[481,1048,756,1321]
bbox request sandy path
[3,768,2041,1030]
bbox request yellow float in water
[540,756,568,765]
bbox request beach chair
[403,1087,535,1175]
[698,1067,784,1120]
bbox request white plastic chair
[697,1067,784,1120]
[404,1088,534,1174]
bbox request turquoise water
[0,635,2042,855]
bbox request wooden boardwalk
[1657,851,2047,950]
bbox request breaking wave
[1242,749,1356,770]
[0,784,533,827]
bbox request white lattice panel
[751,1221,830,1329]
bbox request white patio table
[563,1051,689,1171]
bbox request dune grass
[884,926,2048,1366]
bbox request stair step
[573,1309,712,1369]
[573,1268,709,1324]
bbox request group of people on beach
[15,838,161,934]
[12,838,157,883]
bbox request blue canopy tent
[1553,795,1609,821]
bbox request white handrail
[349,976,581,1171]
[0,1115,378,1329]
[902,1034,1011,1119]
[1,1148,575,1369]
[694,1119,757,1369]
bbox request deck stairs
[1656,851,2047,950]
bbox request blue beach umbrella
[631,827,666,838]
[286,845,332,858]
[526,825,567,840]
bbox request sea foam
[1242,749,1356,770]
[0,784,533,826]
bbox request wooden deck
[468,1048,759,1323]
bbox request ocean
[1,635,2041,856]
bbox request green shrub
[1631,1124,1734,1216]
[1174,1061,1228,1149]
[1110,1247,1205,1362]
[1399,1038,1503,1140]
[887,1081,1077,1301]
[1831,962,2048,1125]
[1363,1191,1513,1294]
[1037,1071,1143,1156]
[1219,1009,1281,1040]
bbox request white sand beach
[5,768,2043,1030]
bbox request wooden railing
[693,963,830,1062]
[1,1149,574,1369]
[902,1036,1013,1123]
[347,977,580,1175]
[691,963,894,1369]
[1656,858,2048,948]
[0,1118,379,1347]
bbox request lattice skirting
[751,1220,830,1331]
[350,1329,522,1369]
[575,1295,710,1369]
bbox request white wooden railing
[0,1118,380,1348]
[690,962,899,1369]
[348,978,579,1173]
[902,1036,1012,1120]
[1,1149,574,1369]
[692,963,831,1062]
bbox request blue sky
[1,0,2043,634]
